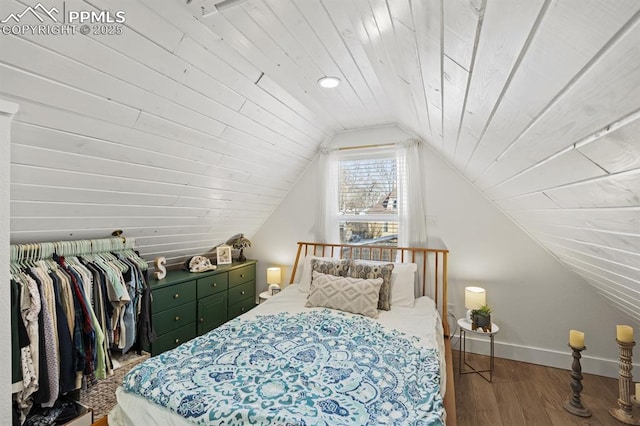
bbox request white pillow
[390,263,418,307]
[306,271,383,318]
[345,259,417,307]
[297,254,343,292]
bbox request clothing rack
[11,236,153,424]
[10,237,140,265]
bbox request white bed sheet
[109,284,446,426]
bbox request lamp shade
[465,286,486,310]
[226,234,251,249]
[267,267,281,285]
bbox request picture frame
[216,245,232,265]
[271,287,281,295]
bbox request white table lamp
[465,286,486,322]
[267,267,281,295]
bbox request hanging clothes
[31,273,57,407]
[29,267,59,408]
[56,254,96,387]
[49,271,75,395]
[10,237,152,425]
[14,273,41,424]
[11,279,30,392]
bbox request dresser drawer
[197,292,228,335]
[228,297,255,320]
[152,281,196,313]
[228,280,254,305]
[149,261,257,356]
[153,301,196,334]
[197,273,228,298]
[229,265,255,288]
[152,323,196,355]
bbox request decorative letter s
[154,256,167,280]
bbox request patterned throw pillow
[306,271,383,318]
[310,258,349,280]
[349,260,394,311]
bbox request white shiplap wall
[2,0,334,270]
[2,0,640,331]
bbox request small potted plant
[471,304,492,332]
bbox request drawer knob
[173,293,180,299]
[241,291,245,295]
[175,338,180,344]
[240,274,245,278]
[200,318,204,323]
[241,307,246,312]
[213,283,217,287]
[175,316,180,321]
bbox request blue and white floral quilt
[122,310,444,425]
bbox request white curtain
[397,139,429,247]
[317,140,428,247]
[315,147,340,243]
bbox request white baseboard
[451,335,636,379]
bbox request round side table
[258,291,273,303]
[457,318,500,382]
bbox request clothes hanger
[41,242,57,270]
[119,246,147,271]
[83,240,96,262]
[10,245,20,275]
[120,237,148,271]
[18,244,26,269]
[113,236,133,262]
[25,244,36,269]
[95,240,128,273]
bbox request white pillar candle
[617,325,634,343]
[569,330,585,348]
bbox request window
[318,140,426,251]
[338,149,398,247]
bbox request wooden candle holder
[609,340,640,425]
[563,344,591,417]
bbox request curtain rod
[337,142,396,151]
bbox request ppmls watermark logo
[1,2,126,36]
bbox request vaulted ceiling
[3,0,639,323]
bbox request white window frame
[336,147,399,245]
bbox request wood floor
[452,351,634,426]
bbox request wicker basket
[79,352,149,420]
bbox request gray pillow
[349,260,394,311]
[310,258,349,279]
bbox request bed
[109,241,455,425]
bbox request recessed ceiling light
[317,76,341,88]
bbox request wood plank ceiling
[2,0,639,323]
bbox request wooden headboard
[290,241,450,337]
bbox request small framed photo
[216,245,232,265]
[271,287,281,295]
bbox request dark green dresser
[147,260,257,356]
